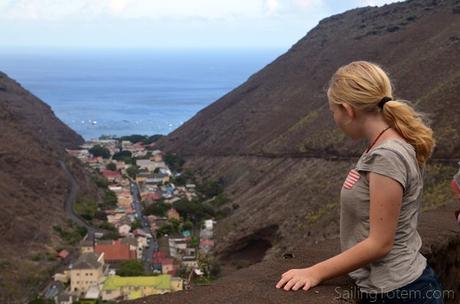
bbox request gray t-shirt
[340,138,427,293]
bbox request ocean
[0,48,283,140]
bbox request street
[130,181,159,273]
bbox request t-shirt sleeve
[356,148,408,192]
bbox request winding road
[59,160,106,236]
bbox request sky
[0,0,402,50]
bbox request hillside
[0,72,96,300]
[147,0,460,302]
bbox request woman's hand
[275,267,322,291]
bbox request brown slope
[145,0,460,302]
[153,0,460,254]
[0,72,89,300]
[128,200,460,304]
[155,0,460,158]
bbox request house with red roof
[57,249,70,260]
[199,239,215,254]
[152,256,175,275]
[94,240,136,263]
[141,191,162,202]
[100,169,122,183]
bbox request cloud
[0,0,329,21]
[356,0,398,7]
[293,0,324,10]
[109,0,129,15]
[264,0,280,16]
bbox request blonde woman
[275,61,444,303]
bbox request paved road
[59,160,106,236]
[40,161,107,299]
[130,181,159,273]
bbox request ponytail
[381,99,436,166]
[327,61,436,166]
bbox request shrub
[144,201,170,217]
[106,162,117,171]
[89,145,111,159]
[117,260,145,276]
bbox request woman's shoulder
[364,138,415,161]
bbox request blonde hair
[327,61,435,166]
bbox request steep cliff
[0,72,90,300]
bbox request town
[40,135,226,303]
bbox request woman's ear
[341,103,355,120]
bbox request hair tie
[378,96,392,109]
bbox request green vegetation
[137,151,153,160]
[208,193,230,208]
[75,197,98,220]
[117,260,145,276]
[156,223,176,238]
[100,230,121,240]
[102,189,118,209]
[144,201,171,217]
[28,297,54,304]
[197,254,221,281]
[92,175,109,188]
[421,163,458,212]
[156,218,191,238]
[214,206,233,220]
[106,162,117,171]
[164,152,185,172]
[299,128,346,153]
[196,179,224,199]
[170,174,187,186]
[119,134,163,145]
[126,165,139,178]
[79,300,99,304]
[112,150,134,164]
[30,252,56,262]
[172,198,215,224]
[89,144,111,159]
[190,235,199,248]
[182,220,193,231]
[131,219,142,230]
[287,110,319,133]
[53,223,87,245]
[305,202,337,224]
[98,221,117,232]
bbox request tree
[117,260,145,276]
[126,165,139,178]
[92,175,108,189]
[131,219,142,230]
[209,193,229,207]
[181,220,193,231]
[172,198,215,224]
[102,189,118,209]
[196,179,224,198]
[156,223,174,238]
[119,134,163,145]
[169,218,181,233]
[171,174,186,186]
[89,145,111,159]
[164,152,185,172]
[106,162,117,171]
[144,201,170,217]
[112,150,133,164]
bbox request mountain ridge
[149,0,460,299]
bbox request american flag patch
[343,169,360,189]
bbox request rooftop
[103,275,171,291]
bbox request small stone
[314,290,320,294]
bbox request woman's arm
[275,171,403,291]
